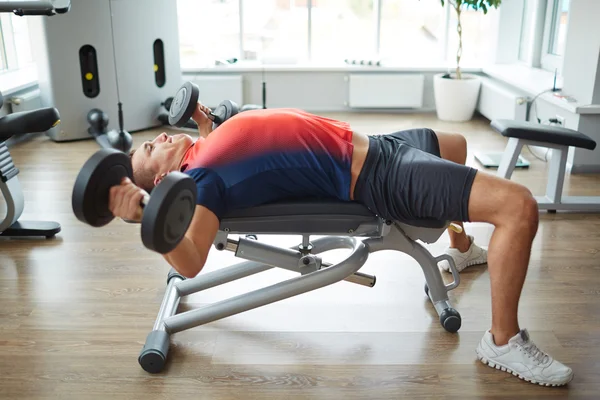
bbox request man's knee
[502,185,539,235]
[468,172,538,234]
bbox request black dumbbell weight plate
[72,148,133,227]
[168,82,200,127]
[211,100,240,129]
[141,172,197,254]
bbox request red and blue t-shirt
[180,108,354,220]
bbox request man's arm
[192,103,214,139]
[162,205,220,278]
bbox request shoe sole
[440,256,488,272]
[476,349,573,387]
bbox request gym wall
[184,68,467,113]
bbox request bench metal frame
[0,141,60,238]
[498,137,600,212]
[139,210,461,373]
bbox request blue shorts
[353,129,477,224]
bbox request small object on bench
[139,199,463,373]
[491,119,599,213]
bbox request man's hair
[129,148,156,193]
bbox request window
[176,0,499,68]
[519,0,536,63]
[547,0,569,56]
[446,3,500,66]
[541,0,570,73]
[177,0,241,69]
[0,20,8,71]
[0,13,34,72]
[311,0,375,62]
[379,0,445,65]
[243,0,308,63]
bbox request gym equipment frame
[139,200,461,373]
[0,142,61,238]
[492,119,599,212]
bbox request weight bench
[139,200,462,373]
[492,119,599,212]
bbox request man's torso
[181,108,368,219]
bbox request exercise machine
[0,0,70,15]
[492,119,599,212]
[138,203,463,373]
[0,91,61,238]
[27,0,182,152]
[0,0,67,238]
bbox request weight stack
[28,0,182,142]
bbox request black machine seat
[220,199,448,235]
[491,119,597,150]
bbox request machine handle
[0,107,60,138]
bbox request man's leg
[435,131,487,272]
[435,132,470,251]
[467,171,573,385]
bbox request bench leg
[367,225,462,333]
[544,147,568,206]
[497,138,523,180]
[138,270,184,374]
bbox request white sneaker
[439,235,487,273]
[476,329,573,386]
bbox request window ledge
[483,64,561,95]
[483,64,600,115]
[0,65,38,96]
[183,61,484,74]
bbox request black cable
[108,0,125,134]
[525,88,560,162]
[526,143,549,162]
[527,88,554,123]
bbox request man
[109,103,573,386]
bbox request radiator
[477,77,527,121]
[347,74,425,108]
[9,89,42,113]
[189,75,243,109]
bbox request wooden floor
[2,113,600,399]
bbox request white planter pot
[433,73,481,122]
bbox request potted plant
[433,0,501,121]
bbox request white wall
[187,69,450,113]
[559,0,600,173]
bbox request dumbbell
[167,81,239,128]
[71,149,197,254]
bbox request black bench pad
[220,199,448,234]
[223,199,374,219]
[220,200,377,234]
[491,119,597,150]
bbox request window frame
[540,0,568,73]
[0,14,18,72]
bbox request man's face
[131,132,195,184]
